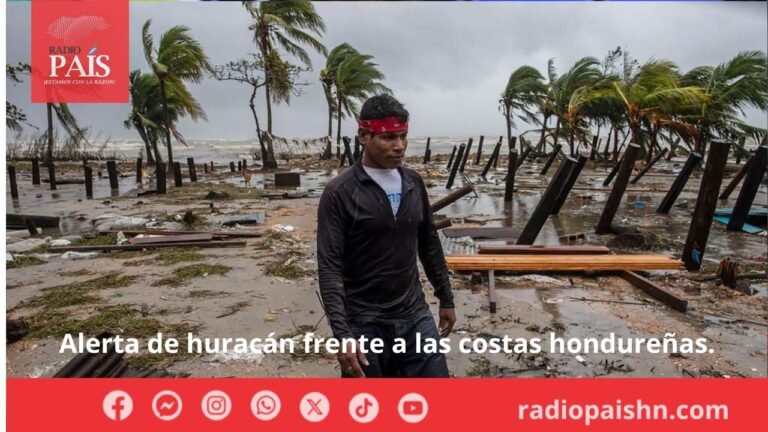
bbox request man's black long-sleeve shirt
[317,162,454,340]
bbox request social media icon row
[104,390,427,423]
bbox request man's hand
[336,339,369,378]
[438,308,456,337]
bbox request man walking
[317,94,456,378]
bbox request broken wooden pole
[243,159,247,170]
[31,158,40,185]
[552,153,588,215]
[719,152,754,200]
[434,218,453,230]
[203,163,208,174]
[620,271,688,312]
[237,160,242,171]
[187,157,197,182]
[22,216,38,237]
[589,135,599,161]
[84,166,93,199]
[602,154,623,187]
[516,156,577,245]
[504,149,518,202]
[515,142,531,171]
[47,162,57,190]
[210,161,214,172]
[173,162,183,187]
[423,137,431,164]
[493,136,503,169]
[631,147,668,184]
[431,184,474,213]
[8,166,19,199]
[342,136,354,167]
[446,145,457,170]
[727,145,767,232]
[540,144,562,176]
[446,144,466,189]
[105,160,118,193]
[481,140,502,178]
[596,143,641,234]
[656,152,702,214]
[230,162,236,173]
[136,158,143,183]
[459,138,473,172]
[156,162,167,194]
[474,135,484,165]
[682,140,730,271]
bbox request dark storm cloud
[5,1,767,141]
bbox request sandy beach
[5,149,767,379]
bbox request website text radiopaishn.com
[519,399,729,426]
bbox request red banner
[7,378,767,430]
[31,0,129,103]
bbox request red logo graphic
[403,400,424,415]
[31,0,128,103]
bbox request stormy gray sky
[5,1,768,141]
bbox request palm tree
[321,43,359,139]
[125,69,207,167]
[333,52,391,154]
[499,65,545,152]
[553,57,602,155]
[680,50,768,152]
[243,0,327,134]
[608,59,706,159]
[141,19,211,171]
[45,103,88,163]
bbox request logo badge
[300,392,329,422]
[201,390,231,421]
[349,393,379,423]
[31,0,128,102]
[251,390,281,421]
[398,393,428,423]
[152,390,183,421]
[103,390,133,421]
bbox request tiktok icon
[349,393,379,423]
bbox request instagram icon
[201,390,231,421]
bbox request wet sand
[5,154,767,378]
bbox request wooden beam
[128,233,214,245]
[48,240,246,253]
[99,229,263,238]
[620,271,688,312]
[445,254,682,271]
[478,245,610,255]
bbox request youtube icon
[398,393,428,423]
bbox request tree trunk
[537,114,550,154]
[603,125,613,159]
[322,91,333,159]
[46,103,54,162]
[249,86,270,163]
[159,78,174,173]
[612,126,620,162]
[568,129,575,156]
[505,105,513,151]
[552,117,561,150]
[135,121,155,165]
[336,94,343,158]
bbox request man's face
[359,130,408,169]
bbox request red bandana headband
[358,117,408,134]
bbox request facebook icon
[103,390,133,421]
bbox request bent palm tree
[334,52,391,154]
[499,65,545,152]
[244,0,327,134]
[680,50,768,152]
[142,20,211,170]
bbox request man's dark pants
[341,311,449,378]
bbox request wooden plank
[128,233,214,245]
[7,213,60,230]
[445,254,682,271]
[478,245,610,255]
[47,240,246,253]
[99,229,263,238]
[620,271,688,313]
[443,227,521,239]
